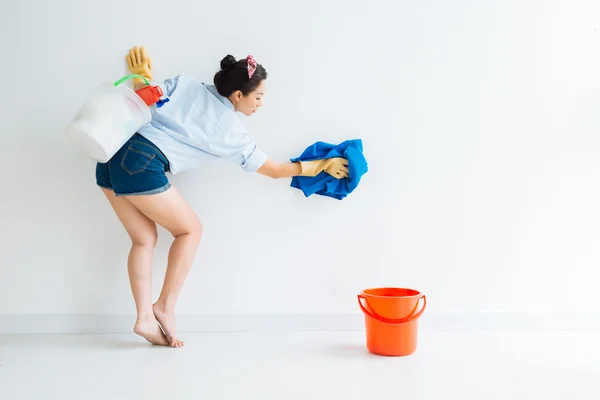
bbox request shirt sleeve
[222,116,268,172]
[156,74,181,97]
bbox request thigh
[124,186,201,238]
[102,188,158,245]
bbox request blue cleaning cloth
[290,139,368,200]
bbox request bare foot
[133,314,169,346]
[153,303,184,348]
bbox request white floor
[1,330,599,400]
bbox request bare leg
[101,188,168,346]
[125,186,202,348]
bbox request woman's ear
[234,90,243,103]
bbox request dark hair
[213,54,267,97]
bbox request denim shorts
[96,133,171,196]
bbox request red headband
[246,55,257,79]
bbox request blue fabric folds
[290,139,368,200]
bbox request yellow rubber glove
[300,158,349,179]
[126,46,152,87]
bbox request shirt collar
[205,84,234,111]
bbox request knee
[174,216,202,245]
[189,217,203,245]
[131,229,159,248]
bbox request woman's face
[232,79,266,116]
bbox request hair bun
[220,55,237,71]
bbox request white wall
[2,0,600,328]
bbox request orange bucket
[357,287,427,356]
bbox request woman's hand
[257,157,349,179]
[299,158,349,179]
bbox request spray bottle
[114,74,170,110]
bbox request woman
[96,46,348,348]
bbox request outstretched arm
[257,157,349,179]
[257,159,302,179]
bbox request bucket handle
[357,294,427,324]
[113,74,150,87]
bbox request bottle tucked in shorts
[95,133,171,196]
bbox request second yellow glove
[126,45,152,86]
